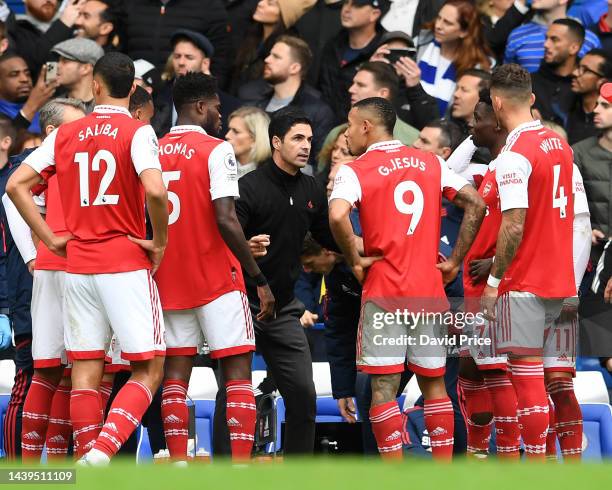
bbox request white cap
[133,59,156,80]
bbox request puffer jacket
[120,0,231,87]
[573,135,612,261]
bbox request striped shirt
[418,41,457,115]
[504,21,601,73]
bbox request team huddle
[1,50,591,464]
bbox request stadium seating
[0,360,15,395]
[581,403,612,460]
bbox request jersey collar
[366,140,403,153]
[505,119,543,144]
[93,105,132,117]
[169,125,208,135]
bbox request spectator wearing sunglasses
[566,48,612,144]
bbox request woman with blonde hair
[226,106,272,178]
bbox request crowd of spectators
[0,0,612,457]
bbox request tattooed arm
[481,151,532,319]
[436,158,486,285]
[449,185,486,265]
[490,208,526,279]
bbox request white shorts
[105,335,130,373]
[64,270,165,362]
[164,290,255,359]
[543,313,577,374]
[459,314,507,371]
[495,291,563,357]
[31,270,68,368]
[356,301,447,377]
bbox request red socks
[370,401,403,459]
[46,385,72,460]
[547,377,583,460]
[93,381,152,458]
[71,388,103,458]
[21,376,57,461]
[483,372,520,458]
[458,377,493,454]
[424,398,454,461]
[546,393,557,460]
[509,361,548,460]
[99,381,113,416]
[161,379,189,461]
[226,380,256,462]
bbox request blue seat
[316,397,344,423]
[136,426,153,462]
[581,403,612,460]
[252,354,267,371]
[193,399,215,457]
[576,357,612,389]
[0,394,10,458]
[6,1,24,13]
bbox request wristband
[253,272,268,287]
[487,274,501,288]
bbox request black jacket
[318,24,387,123]
[565,97,597,145]
[238,80,336,166]
[293,0,342,85]
[592,20,612,54]
[0,152,35,338]
[6,13,73,79]
[396,83,440,130]
[410,0,445,37]
[235,160,337,309]
[532,62,576,127]
[482,5,530,64]
[119,0,231,87]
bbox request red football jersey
[463,166,501,311]
[154,126,245,310]
[23,105,161,274]
[331,140,468,311]
[495,121,575,297]
[34,175,68,271]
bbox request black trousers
[213,298,316,455]
[3,335,33,460]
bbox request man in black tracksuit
[213,107,338,455]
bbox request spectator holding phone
[0,53,57,133]
[415,0,492,115]
[4,0,85,79]
[370,31,440,129]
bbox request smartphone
[45,61,58,84]
[386,48,417,64]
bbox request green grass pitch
[5,458,612,490]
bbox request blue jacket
[0,149,35,337]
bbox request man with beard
[238,35,335,172]
[532,18,585,125]
[154,29,241,137]
[154,72,274,464]
[5,0,84,78]
[214,107,338,455]
[0,53,57,133]
[74,0,119,51]
[566,49,612,144]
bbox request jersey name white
[539,137,564,153]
